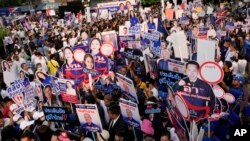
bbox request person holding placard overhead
[172,61,215,122]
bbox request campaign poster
[118,35,136,49]
[171,61,216,122]
[128,41,141,50]
[1,60,17,86]
[168,59,186,74]
[116,73,138,103]
[158,69,186,87]
[151,40,161,57]
[59,47,85,87]
[171,31,189,60]
[129,25,141,35]
[144,31,160,41]
[101,31,118,49]
[35,71,60,94]
[58,78,79,104]
[43,106,69,122]
[123,48,143,62]
[198,27,209,39]
[75,104,103,133]
[119,26,130,36]
[97,0,136,13]
[197,39,216,65]
[72,43,90,63]
[144,54,158,79]
[166,85,189,141]
[119,98,141,128]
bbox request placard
[144,31,160,41]
[118,35,136,49]
[119,26,130,36]
[75,104,103,133]
[123,48,143,62]
[119,98,140,128]
[100,43,115,57]
[116,73,138,103]
[158,69,186,86]
[171,31,189,60]
[128,41,141,50]
[198,27,209,39]
[197,39,216,65]
[58,78,79,104]
[101,31,118,49]
[212,85,225,98]
[43,106,69,122]
[129,25,141,34]
[199,61,224,85]
[168,59,186,74]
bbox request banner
[144,31,160,41]
[116,73,138,103]
[119,98,140,128]
[128,41,141,50]
[7,79,25,98]
[75,104,103,133]
[97,0,136,12]
[58,78,79,104]
[43,106,69,122]
[197,39,216,65]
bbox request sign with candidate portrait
[119,98,140,128]
[119,26,130,36]
[198,27,209,39]
[116,73,138,103]
[118,35,136,49]
[75,104,103,133]
[36,71,60,94]
[168,59,186,74]
[58,78,79,104]
[97,0,136,13]
[197,39,216,65]
[101,31,118,49]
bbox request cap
[233,74,245,85]
[97,130,110,141]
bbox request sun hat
[97,130,110,141]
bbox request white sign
[197,39,216,65]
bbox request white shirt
[238,59,247,75]
[66,88,76,95]
[69,37,77,47]
[151,87,159,98]
[110,115,120,128]
[231,61,239,75]
[225,50,235,62]
[34,57,48,73]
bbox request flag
[157,17,167,35]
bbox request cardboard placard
[43,106,69,122]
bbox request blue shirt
[228,87,243,101]
[147,22,156,31]
[130,16,139,27]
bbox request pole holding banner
[133,127,137,140]
[92,132,96,141]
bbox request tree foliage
[0,26,10,47]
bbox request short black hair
[107,103,120,115]
[161,130,171,139]
[44,85,52,90]
[224,61,232,68]
[21,131,35,140]
[186,61,200,69]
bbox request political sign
[129,25,141,34]
[118,35,136,49]
[119,98,141,128]
[199,61,224,85]
[100,43,115,57]
[128,41,141,50]
[197,39,216,65]
[158,69,186,87]
[58,78,79,104]
[97,0,136,13]
[123,48,143,62]
[144,54,158,79]
[151,40,161,57]
[119,26,130,36]
[116,73,138,103]
[75,104,103,133]
[144,31,160,41]
[43,106,69,122]
[72,43,90,63]
[198,27,209,39]
[166,85,189,141]
[7,79,25,98]
[168,59,186,74]
[36,71,60,94]
[101,31,118,49]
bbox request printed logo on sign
[234,129,247,137]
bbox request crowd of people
[0,0,250,141]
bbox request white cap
[97,130,110,141]
[20,120,35,130]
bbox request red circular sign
[199,61,224,85]
[100,43,114,57]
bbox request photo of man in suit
[81,113,101,132]
[123,109,140,128]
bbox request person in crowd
[47,54,59,76]
[130,10,139,27]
